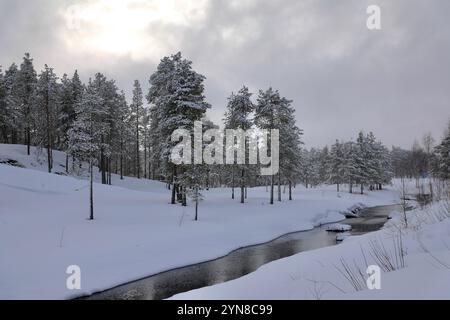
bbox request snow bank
[171,200,450,300]
[341,203,367,218]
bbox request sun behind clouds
[61,0,209,60]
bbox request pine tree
[277,94,302,200]
[68,85,107,220]
[224,86,254,203]
[16,53,37,155]
[142,107,150,179]
[343,141,358,193]
[88,73,116,184]
[130,80,144,178]
[2,64,21,143]
[355,131,369,194]
[254,88,279,204]
[115,92,133,180]
[147,55,175,182]
[435,123,450,180]
[147,52,210,205]
[58,70,83,172]
[330,140,346,192]
[0,67,7,142]
[318,146,331,185]
[33,65,59,172]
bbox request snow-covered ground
[0,144,399,299]
[171,201,450,300]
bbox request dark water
[83,204,400,300]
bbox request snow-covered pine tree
[329,139,346,192]
[342,141,358,193]
[147,56,175,183]
[223,86,254,203]
[299,149,312,188]
[33,65,60,172]
[318,146,331,185]
[114,91,133,180]
[68,84,107,220]
[183,118,217,219]
[277,95,302,200]
[16,53,37,155]
[363,132,377,190]
[58,70,83,173]
[87,73,117,184]
[377,143,393,189]
[309,148,322,186]
[142,105,150,179]
[435,122,450,180]
[254,88,288,204]
[355,131,370,194]
[2,64,21,144]
[130,80,144,178]
[147,52,210,205]
[0,67,7,143]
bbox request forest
[1,52,449,209]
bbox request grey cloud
[1,0,449,148]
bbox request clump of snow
[336,232,351,242]
[341,203,366,218]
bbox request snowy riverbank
[0,144,399,299]
[171,200,450,300]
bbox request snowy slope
[0,144,400,299]
[171,201,450,300]
[0,144,166,193]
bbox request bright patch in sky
[61,0,208,60]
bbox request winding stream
[83,204,400,300]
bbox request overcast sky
[1,0,449,148]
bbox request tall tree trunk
[194,187,199,221]
[101,153,106,184]
[337,183,340,192]
[360,183,364,195]
[136,113,140,179]
[108,158,112,185]
[171,166,177,204]
[231,166,235,199]
[44,80,52,173]
[120,154,124,180]
[429,180,433,199]
[277,172,281,201]
[349,181,353,193]
[182,186,187,206]
[89,113,94,221]
[240,168,245,203]
[26,127,30,155]
[270,174,274,204]
[89,156,94,220]
[65,154,69,173]
[144,138,147,179]
[289,180,292,200]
